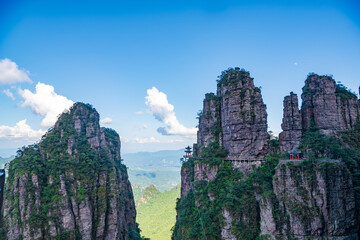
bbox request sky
[0,0,360,157]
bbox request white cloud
[166,139,185,143]
[2,89,15,100]
[19,82,74,128]
[100,117,113,124]
[0,59,31,85]
[294,62,299,66]
[145,87,197,137]
[135,111,144,115]
[135,136,160,143]
[120,136,129,143]
[0,119,44,140]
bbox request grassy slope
[136,184,180,240]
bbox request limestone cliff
[196,68,269,160]
[217,69,269,160]
[279,92,302,153]
[260,161,358,240]
[301,74,360,134]
[197,93,221,154]
[2,103,139,240]
[174,69,360,240]
[0,169,4,216]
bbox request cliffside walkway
[224,159,265,163]
[190,157,265,163]
[279,159,341,164]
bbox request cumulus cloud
[100,117,113,124]
[120,136,130,143]
[0,119,44,140]
[2,89,15,100]
[135,111,144,115]
[135,136,160,143]
[145,87,197,137]
[0,59,31,85]
[19,82,74,128]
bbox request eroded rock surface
[196,69,269,160]
[301,74,360,134]
[3,103,137,240]
[260,162,358,239]
[279,92,302,153]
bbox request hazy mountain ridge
[136,184,180,240]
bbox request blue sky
[0,0,360,156]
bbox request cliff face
[2,103,138,240]
[301,74,360,134]
[0,170,4,216]
[196,68,269,160]
[279,92,302,153]
[260,162,358,240]
[174,69,360,240]
[197,93,221,153]
[217,70,269,160]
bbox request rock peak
[279,92,302,153]
[301,74,360,133]
[197,68,269,160]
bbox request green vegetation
[172,155,280,240]
[216,67,250,87]
[336,84,358,100]
[128,169,180,192]
[132,184,144,202]
[299,123,360,217]
[136,185,180,240]
[198,142,228,165]
[1,103,143,239]
[174,118,360,240]
[204,92,217,101]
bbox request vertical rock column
[196,93,221,155]
[301,74,360,134]
[217,70,269,160]
[0,169,4,216]
[279,92,302,153]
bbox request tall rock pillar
[217,69,269,160]
[301,74,360,134]
[279,92,302,153]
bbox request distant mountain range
[122,149,184,170]
[0,156,15,168]
[123,149,183,191]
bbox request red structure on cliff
[288,149,300,160]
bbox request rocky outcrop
[180,164,194,198]
[175,70,360,240]
[217,69,269,160]
[221,208,237,240]
[260,162,358,239]
[196,68,269,160]
[197,93,221,155]
[194,163,218,182]
[3,103,138,240]
[0,169,4,216]
[279,92,302,153]
[301,74,360,134]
